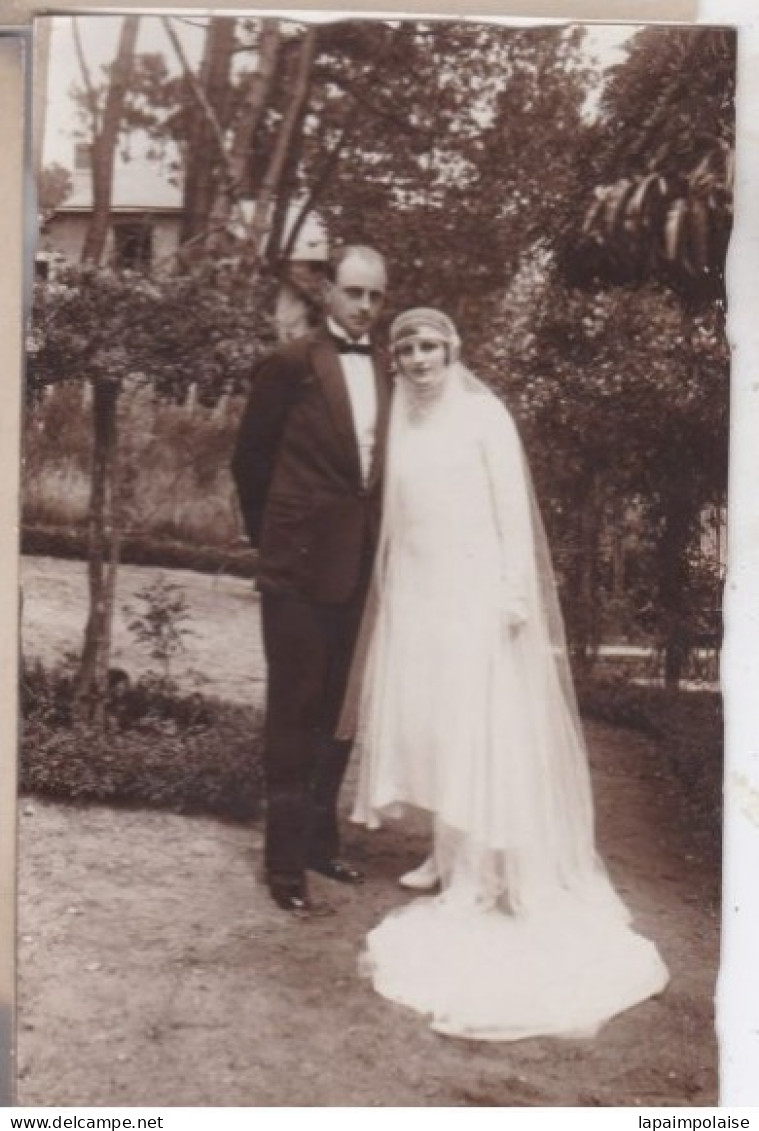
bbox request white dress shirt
[327,317,378,484]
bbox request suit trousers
[260,587,366,892]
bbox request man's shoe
[268,883,336,917]
[399,856,440,892]
[309,858,365,884]
[269,886,313,917]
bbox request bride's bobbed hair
[389,308,461,365]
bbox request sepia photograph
[15,11,733,1106]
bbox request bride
[339,307,669,1041]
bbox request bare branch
[72,17,102,135]
[227,18,281,192]
[160,15,233,186]
[81,15,141,265]
[282,25,409,262]
[247,26,318,260]
[318,67,430,137]
[152,218,233,272]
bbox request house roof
[59,160,183,212]
[55,159,329,260]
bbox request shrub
[20,660,264,820]
[576,674,723,835]
[21,526,257,577]
[124,574,195,683]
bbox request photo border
[2,0,758,1110]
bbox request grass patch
[23,383,246,551]
[20,660,264,820]
[23,461,91,528]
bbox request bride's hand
[501,600,527,634]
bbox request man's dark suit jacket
[232,328,391,605]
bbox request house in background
[38,143,184,276]
[39,144,330,340]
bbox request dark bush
[577,674,723,834]
[22,525,257,579]
[20,661,264,820]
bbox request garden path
[16,556,720,1106]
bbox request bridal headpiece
[389,308,461,363]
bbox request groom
[232,245,391,916]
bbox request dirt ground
[16,557,720,1107]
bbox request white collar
[327,317,371,347]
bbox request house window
[74,143,92,171]
[113,222,153,272]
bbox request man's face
[325,253,387,340]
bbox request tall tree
[80,16,141,265]
[226,19,281,213]
[169,17,236,250]
[74,16,140,721]
[245,26,317,261]
[309,23,592,333]
[479,265,729,680]
[567,26,735,303]
[37,163,73,226]
[556,26,734,684]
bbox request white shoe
[399,856,440,892]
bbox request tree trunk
[658,477,696,691]
[32,19,52,179]
[228,19,281,194]
[76,17,137,721]
[180,18,236,250]
[567,475,602,675]
[277,24,407,267]
[265,100,308,267]
[74,376,120,723]
[611,509,625,600]
[80,16,140,265]
[246,27,317,262]
[208,18,282,258]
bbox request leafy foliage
[37,163,74,225]
[569,27,735,299]
[470,273,727,669]
[23,382,247,555]
[63,18,593,308]
[577,674,722,840]
[486,279,728,500]
[37,19,732,686]
[27,263,278,404]
[21,660,264,819]
[22,526,256,578]
[124,574,195,682]
[311,23,593,330]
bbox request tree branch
[72,17,102,135]
[81,15,140,265]
[317,67,430,137]
[281,25,409,262]
[227,18,281,194]
[160,15,233,188]
[247,26,318,261]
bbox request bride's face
[395,335,449,391]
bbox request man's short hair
[324,245,387,284]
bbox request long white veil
[339,358,669,1039]
[339,361,615,914]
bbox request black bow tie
[331,336,372,356]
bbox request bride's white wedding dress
[343,365,669,1040]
